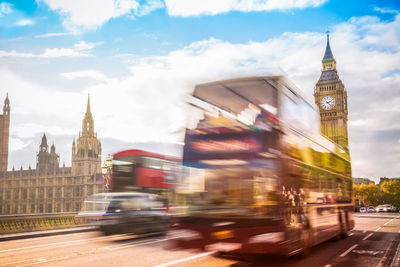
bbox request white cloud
[15,19,35,26]
[164,0,328,17]
[373,7,399,14]
[135,0,164,16]
[35,32,69,38]
[41,47,90,58]
[0,41,100,58]
[74,40,103,51]
[38,0,162,32]
[9,136,26,151]
[0,2,13,16]
[37,0,138,31]
[60,70,110,82]
[144,33,158,40]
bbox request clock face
[320,95,335,110]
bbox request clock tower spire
[314,32,348,148]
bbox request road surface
[0,212,399,267]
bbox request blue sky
[0,0,399,181]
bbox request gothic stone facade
[314,33,349,148]
[0,96,103,214]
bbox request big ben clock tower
[314,32,348,148]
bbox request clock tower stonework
[314,33,348,148]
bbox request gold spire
[86,93,91,115]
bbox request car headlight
[174,229,202,240]
[247,232,285,244]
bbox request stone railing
[0,213,90,234]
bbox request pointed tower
[49,142,60,170]
[36,134,59,173]
[37,133,50,172]
[0,93,10,172]
[82,95,94,137]
[314,32,348,147]
[72,95,102,176]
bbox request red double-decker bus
[173,76,353,257]
[111,150,180,200]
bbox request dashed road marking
[340,244,359,257]
[363,233,374,240]
[0,234,132,253]
[375,227,382,232]
[153,251,215,267]
[104,237,169,250]
[0,258,46,266]
[352,250,385,256]
[16,256,69,267]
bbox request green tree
[354,183,380,206]
[381,180,400,207]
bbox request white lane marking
[340,244,359,257]
[352,250,384,256]
[153,251,215,267]
[362,230,367,233]
[0,258,46,266]
[5,236,170,266]
[0,234,119,253]
[375,227,382,232]
[362,233,374,240]
[16,256,68,267]
[349,233,354,236]
[104,238,169,250]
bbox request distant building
[0,95,103,214]
[0,93,10,172]
[353,178,375,186]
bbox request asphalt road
[0,212,399,267]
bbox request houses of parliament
[0,96,103,214]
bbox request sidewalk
[0,226,96,241]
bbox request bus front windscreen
[181,167,280,216]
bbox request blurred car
[383,204,392,212]
[367,206,375,213]
[359,207,366,213]
[376,205,384,212]
[77,192,171,235]
[377,204,392,212]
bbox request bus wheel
[299,227,312,258]
[337,212,348,239]
[340,212,350,238]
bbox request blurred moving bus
[174,76,353,256]
[111,150,180,203]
